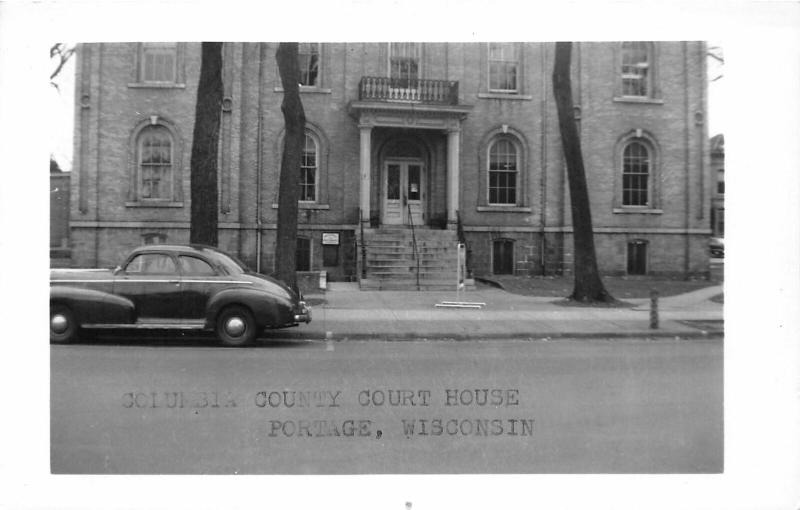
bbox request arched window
[622,141,650,206]
[300,132,318,202]
[488,137,519,205]
[275,124,328,207]
[621,42,652,98]
[137,125,174,201]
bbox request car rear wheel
[50,304,77,344]
[216,305,257,347]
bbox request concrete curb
[267,329,724,342]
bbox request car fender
[206,287,293,329]
[50,286,136,325]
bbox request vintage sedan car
[709,237,725,258]
[50,244,311,346]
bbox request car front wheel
[50,304,77,344]
[216,305,257,347]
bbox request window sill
[613,207,663,214]
[612,96,664,105]
[477,206,532,213]
[271,203,330,210]
[273,86,332,94]
[128,82,187,89]
[478,92,533,101]
[126,201,184,208]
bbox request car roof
[129,244,224,257]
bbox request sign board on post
[435,242,485,309]
[322,233,340,246]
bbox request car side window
[125,253,178,275]
[179,256,216,276]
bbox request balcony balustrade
[359,76,459,105]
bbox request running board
[82,321,207,330]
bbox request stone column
[447,127,461,226]
[359,125,372,226]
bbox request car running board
[82,320,206,330]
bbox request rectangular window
[296,238,311,271]
[717,169,725,195]
[489,43,518,92]
[298,43,320,87]
[389,43,420,88]
[142,43,177,83]
[407,165,420,201]
[627,241,647,275]
[622,173,648,206]
[621,42,650,97]
[493,239,514,275]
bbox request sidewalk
[278,283,724,341]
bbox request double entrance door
[383,160,424,226]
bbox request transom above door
[383,160,424,226]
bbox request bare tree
[274,43,306,292]
[50,43,75,90]
[189,42,223,246]
[552,42,615,303]
[708,45,724,82]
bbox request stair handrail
[359,207,367,279]
[456,209,466,244]
[407,203,420,291]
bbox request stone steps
[360,227,463,290]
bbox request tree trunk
[274,43,306,292]
[190,42,223,246]
[552,42,615,303]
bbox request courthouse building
[69,42,712,287]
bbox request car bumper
[293,301,312,324]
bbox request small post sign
[435,242,485,309]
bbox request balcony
[359,76,459,105]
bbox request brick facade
[69,42,711,279]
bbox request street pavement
[51,337,722,474]
[286,282,724,341]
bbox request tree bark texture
[552,42,615,303]
[274,43,306,292]
[190,42,223,246]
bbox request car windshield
[203,249,252,275]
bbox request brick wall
[70,42,710,278]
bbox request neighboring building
[69,42,711,284]
[50,162,71,265]
[709,134,724,238]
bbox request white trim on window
[487,136,520,206]
[298,43,321,88]
[300,132,319,203]
[488,43,519,93]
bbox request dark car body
[709,237,724,258]
[50,244,310,346]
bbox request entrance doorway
[383,160,424,226]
